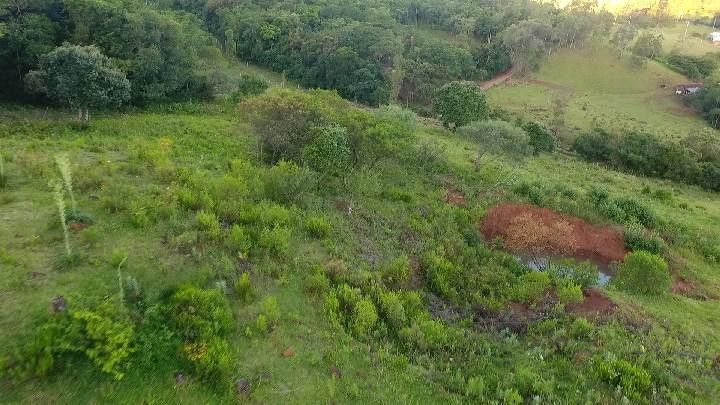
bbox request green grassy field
[646,23,720,57]
[1,82,720,402]
[487,46,713,140]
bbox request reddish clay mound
[566,289,617,315]
[480,203,626,265]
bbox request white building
[709,32,720,43]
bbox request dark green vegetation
[2,0,720,403]
[2,0,615,109]
[574,128,720,191]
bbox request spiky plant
[55,153,76,214]
[0,152,6,188]
[51,180,72,256]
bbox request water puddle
[515,254,615,287]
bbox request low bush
[595,357,652,401]
[303,124,351,175]
[555,279,584,305]
[196,210,222,241]
[304,215,332,238]
[225,224,252,256]
[263,160,315,205]
[7,301,135,380]
[399,319,449,352]
[514,271,551,305]
[377,290,408,331]
[614,251,671,295]
[546,259,599,289]
[166,285,232,341]
[234,273,255,302]
[260,296,281,330]
[351,298,378,338]
[624,222,664,254]
[180,337,232,381]
[522,121,555,154]
[257,226,291,255]
[381,255,411,287]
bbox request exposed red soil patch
[444,188,466,206]
[566,288,617,315]
[69,222,89,232]
[480,203,626,265]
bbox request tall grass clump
[55,154,77,214]
[0,152,6,188]
[51,180,72,257]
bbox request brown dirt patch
[566,288,616,315]
[69,222,89,232]
[444,188,466,206]
[480,203,626,265]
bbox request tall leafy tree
[25,44,130,120]
[432,81,488,129]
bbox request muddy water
[515,254,614,286]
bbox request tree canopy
[26,44,130,120]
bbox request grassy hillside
[487,47,712,140]
[1,88,719,402]
[647,23,720,57]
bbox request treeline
[574,128,720,192]
[170,0,613,106]
[0,0,221,104]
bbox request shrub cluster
[166,285,234,380]
[614,251,671,295]
[574,129,720,192]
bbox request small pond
[514,254,615,287]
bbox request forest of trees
[1,0,616,108]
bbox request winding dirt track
[479,67,514,90]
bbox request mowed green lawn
[487,47,713,140]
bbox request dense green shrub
[263,160,315,204]
[196,210,222,241]
[304,215,332,238]
[180,337,232,381]
[381,255,411,287]
[399,319,449,352]
[574,129,615,163]
[234,273,255,302]
[595,357,652,401]
[457,119,532,162]
[614,198,656,228]
[514,271,551,305]
[624,222,664,254]
[664,51,717,80]
[614,251,671,295]
[377,290,408,331]
[423,251,460,301]
[304,266,331,296]
[257,296,281,333]
[351,298,378,338]
[522,121,556,154]
[433,81,488,128]
[303,124,351,175]
[225,224,253,256]
[376,105,418,131]
[167,285,233,341]
[230,74,269,101]
[555,279,584,305]
[258,226,291,255]
[7,301,135,380]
